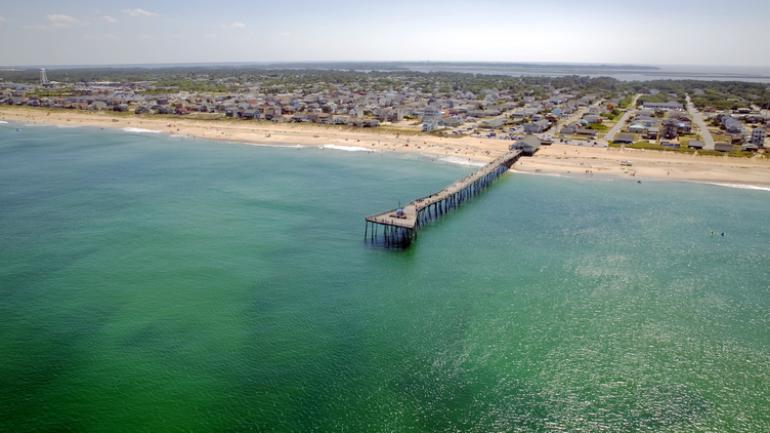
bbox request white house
[750,127,766,147]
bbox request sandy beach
[2,106,770,189]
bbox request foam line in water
[122,127,161,134]
[439,156,486,167]
[320,144,373,152]
[703,182,770,192]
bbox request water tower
[40,68,49,86]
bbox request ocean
[1,124,769,432]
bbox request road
[604,110,634,143]
[563,98,604,126]
[560,105,588,127]
[604,94,641,143]
[551,98,605,141]
[686,94,715,150]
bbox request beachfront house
[422,118,439,132]
[714,142,734,152]
[238,110,259,120]
[574,128,597,138]
[613,133,635,144]
[663,121,679,139]
[88,101,108,111]
[441,116,464,127]
[523,119,551,134]
[741,142,760,152]
[511,135,541,156]
[687,140,705,150]
[479,117,507,129]
[729,132,745,144]
[422,109,442,132]
[750,127,766,146]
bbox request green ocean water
[1,124,769,433]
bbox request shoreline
[2,106,770,189]
[511,167,770,192]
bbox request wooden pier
[365,149,523,247]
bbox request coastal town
[1,67,768,157]
[602,95,769,154]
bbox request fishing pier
[365,149,523,247]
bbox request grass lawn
[609,141,755,157]
[563,134,594,142]
[619,95,634,109]
[588,123,609,131]
[712,133,731,143]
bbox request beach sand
[2,106,770,188]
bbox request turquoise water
[1,124,769,432]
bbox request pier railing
[365,149,523,247]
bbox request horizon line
[3,60,770,70]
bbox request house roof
[614,133,634,143]
[575,128,597,135]
[517,135,542,149]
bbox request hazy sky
[1,0,769,66]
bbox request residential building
[641,101,683,111]
[742,142,760,152]
[511,135,541,155]
[523,119,551,134]
[645,127,659,140]
[714,142,734,152]
[479,117,507,129]
[422,109,441,132]
[663,121,679,139]
[575,128,598,138]
[614,133,635,144]
[723,117,744,134]
[582,114,602,124]
[750,127,766,147]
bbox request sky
[1,0,769,67]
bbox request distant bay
[17,61,770,83]
[255,61,770,83]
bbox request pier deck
[365,149,523,246]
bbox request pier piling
[365,149,523,248]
